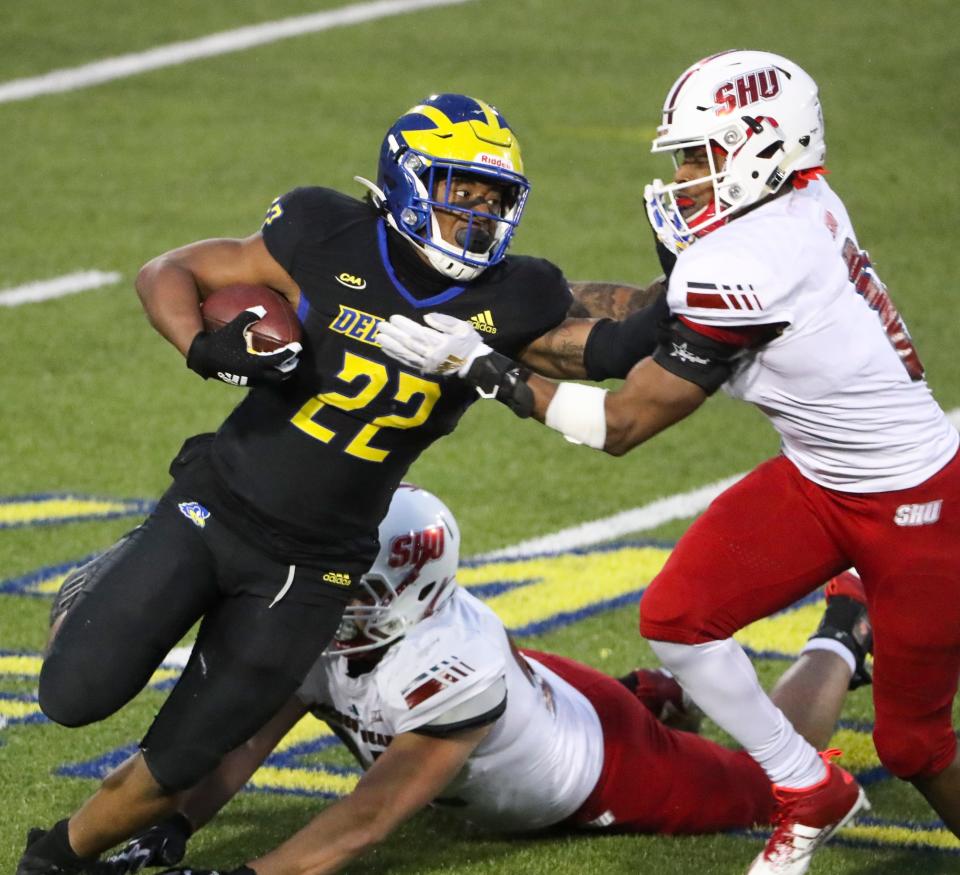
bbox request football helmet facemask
[328,484,460,657]
[355,93,530,282]
[645,50,826,254]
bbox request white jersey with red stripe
[667,178,957,492]
[296,587,604,830]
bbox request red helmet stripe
[664,50,740,123]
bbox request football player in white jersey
[103,485,871,875]
[376,51,960,875]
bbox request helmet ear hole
[418,582,436,602]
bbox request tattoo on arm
[568,280,666,320]
[521,318,593,379]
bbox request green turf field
[2,1,959,872]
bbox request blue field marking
[511,589,645,637]
[0,554,99,596]
[0,692,46,727]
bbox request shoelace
[764,749,845,861]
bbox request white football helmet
[328,484,460,656]
[645,50,826,254]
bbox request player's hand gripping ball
[188,284,303,387]
[200,283,301,352]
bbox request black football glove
[90,815,192,874]
[187,308,301,387]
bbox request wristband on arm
[544,383,608,449]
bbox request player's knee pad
[142,742,222,792]
[639,576,715,645]
[873,717,958,780]
[37,661,117,727]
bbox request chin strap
[353,175,387,209]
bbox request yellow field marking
[248,766,359,796]
[0,497,133,526]
[459,546,670,630]
[273,713,335,752]
[0,700,42,720]
[843,822,960,851]
[735,601,824,657]
[0,654,43,676]
[827,727,881,773]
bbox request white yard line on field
[0,0,476,105]
[0,270,122,306]
[480,407,960,559]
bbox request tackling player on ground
[377,53,960,874]
[17,94,668,875]
[92,485,873,875]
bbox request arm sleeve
[651,317,746,395]
[583,290,670,380]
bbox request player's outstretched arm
[519,280,668,380]
[524,357,707,455]
[376,314,705,454]
[135,233,297,357]
[567,279,666,320]
[242,725,491,875]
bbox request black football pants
[39,483,349,791]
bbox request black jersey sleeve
[261,186,368,275]
[509,257,574,351]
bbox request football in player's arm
[375,52,960,875]
[99,486,871,875]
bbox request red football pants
[640,451,960,779]
[524,650,776,833]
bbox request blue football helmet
[355,93,530,281]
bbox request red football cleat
[747,750,869,874]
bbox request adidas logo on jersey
[469,310,497,334]
[323,571,353,587]
[893,500,942,527]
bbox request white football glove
[376,313,491,376]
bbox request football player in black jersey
[19,94,666,875]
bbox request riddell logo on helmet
[477,153,513,170]
[713,67,781,116]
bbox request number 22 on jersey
[291,351,441,462]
